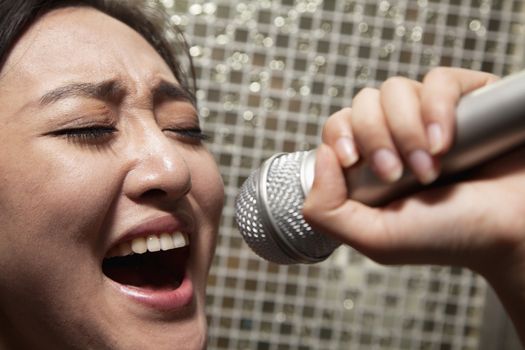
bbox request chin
[118,310,208,350]
[71,289,209,350]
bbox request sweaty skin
[0,7,223,349]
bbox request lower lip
[114,274,194,312]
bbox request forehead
[0,6,175,94]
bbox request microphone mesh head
[235,151,340,264]
[235,167,296,264]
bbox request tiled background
[158,0,524,349]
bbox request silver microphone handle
[301,70,525,206]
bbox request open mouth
[102,232,190,290]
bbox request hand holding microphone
[236,66,525,347]
[236,68,525,270]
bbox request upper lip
[107,213,194,255]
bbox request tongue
[102,248,188,289]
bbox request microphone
[235,70,525,264]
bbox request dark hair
[0,0,196,103]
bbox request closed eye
[49,126,117,143]
[165,127,210,142]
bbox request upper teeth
[107,231,189,258]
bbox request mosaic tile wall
[159,0,525,349]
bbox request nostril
[123,163,192,201]
[141,189,168,199]
[139,180,191,200]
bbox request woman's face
[0,6,223,349]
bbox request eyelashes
[164,127,210,141]
[49,126,117,143]
[49,125,210,143]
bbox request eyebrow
[39,80,125,105]
[39,79,195,106]
[152,80,196,105]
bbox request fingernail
[408,149,438,184]
[372,148,403,182]
[335,136,359,167]
[427,123,443,155]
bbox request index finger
[321,107,360,168]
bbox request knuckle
[351,114,372,133]
[339,106,352,117]
[352,109,380,131]
[423,67,452,84]
[354,87,379,101]
[322,108,353,140]
[351,96,381,126]
[380,76,410,91]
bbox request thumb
[304,144,348,211]
[303,144,389,258]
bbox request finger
[303,144,348,214]
[321,108,359,168]
[303,143,511,268]
[304,148,487,266]
[351,87,403,183]
[421,67,499,155]
[303,142,435,263]
[303,144,387,257]
[380,77,440,184]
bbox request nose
[122,127,192,203]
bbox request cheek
[186,152,224,265]
[0,145,118,244]
[189,153,225,225]
[0,143,122,344]
[0,142,119,296]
